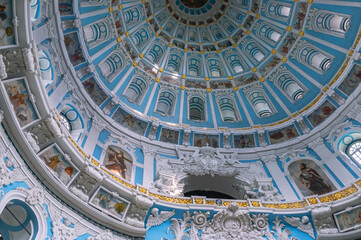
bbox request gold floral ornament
[318,186,358,203]
[307,197,318,205]
[114,203,126,214]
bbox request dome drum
[1,0,361,239]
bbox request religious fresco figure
[103,146,132,180]
[298,163,332,195]
[289,160,335,197]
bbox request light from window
[348,141,361,163]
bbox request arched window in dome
[224,50,247,74]
[155,87,177,116]
[59,104,85,140]
[123,6,145,28]
[166,50,183,73]
[254,22,283,46]
[151,0,165,11]
[308,9,351,38]
[123,74,150,105]
[292,40,334,74]
[164,19,177,35]
[187,54,202,77]
[244,83,274,118]
[263,0,292,22]
[131,26,152,50]
[233,0,249,8]
[219,17,237,35]
[102,145,133,181]
[199,27,211,43]
[207,55,224,77]
[348,141,361,164]
[188,95,206,121]
[216,95,240,122]
[188,27,199,42]
[146,42,166,65]
[242,39,267,64]
[80,0,107,7]
[227,7,246,22]
[98,49,127,82]
[270,66,307,102]
[156,10,168,25]
[0,200,39,240]
[30,0,40,22]
[83,18,112,48]
[210,24,225,41]
[338,132,361,167]
[176,24,186,40]
[38,51,54,86]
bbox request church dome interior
[0,0,361,239]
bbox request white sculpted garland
[164,203,304,240]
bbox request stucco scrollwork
[49,204,88,240]
[125,191,153,228]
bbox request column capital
[307,138,324,151]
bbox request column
[261,155,299,201]
[142,144,158,188]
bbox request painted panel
[3,78,38,127]
[89,186,130,221]
[38,144,78,186]
[288,159,336,197]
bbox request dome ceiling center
[180,0,209,8]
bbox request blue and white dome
[44,0,360,149]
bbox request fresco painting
[194,133,219,148]
[334,204,361,232]
[103,145,132,180]
[288,160,335,197]
[233,134,255,148]
[268,125,299,144]
[159,128,179,144]
[4,78,38,127]
[112,10,125,36]
[0,0,15,47]
[82,77,108,106]
[260,56,281,75]
[112,107,148,135]
[293,2,307,30]
[337,64,361,96]
[59,0,74,15]
[90,187,130,220]
[64,32,86,66]
[306,100,336,127]
[39,145,77,186]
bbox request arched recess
[188,93,207,121]
[284,158,338,198]
[154,84,178,116]
[206,55,224,77]
[146,41,166,66]
[187,54,203,77]
[98,47,127,83]
[38,50,54,86]
[122,72,151,105]
[224,50,248,74]
[58,102,85,141]
[166,50,183,74]
[0,190,47,240]
[215,94,240,122]
[99,140,137,183]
